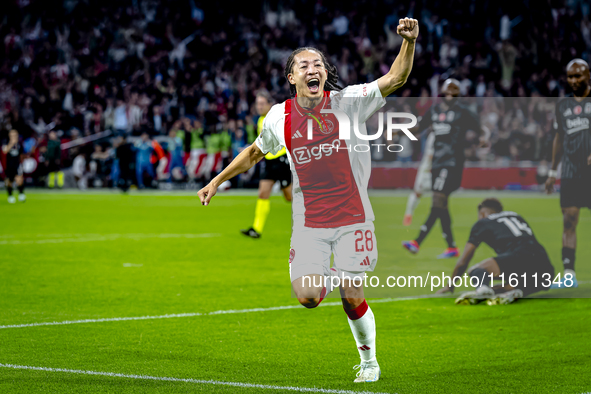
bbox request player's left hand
[397,18,419,42]
[436,286,453,295]
[587,154,591,165]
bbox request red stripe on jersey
[285,93,365,228]
[284,99,292,153]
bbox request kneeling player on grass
[437,198,555,304]
[199,18,419,383]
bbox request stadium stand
[1,0,590,188]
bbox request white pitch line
[0,233,220,245]
[0,287,586,331]
[0,363,391,394]
[0,295,438,330]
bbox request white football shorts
[289,221,378,282]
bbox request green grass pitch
[1,190,590,393]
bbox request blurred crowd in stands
[1,0,590,188]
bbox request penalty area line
[0,296,436,330]
[0,363,391,394]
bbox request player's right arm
[437,220,485,294]
[436,242,478,294]
[198,143,265,206]
[545,131,563,194]
[546,103,565,194]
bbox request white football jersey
[255,81,386,228]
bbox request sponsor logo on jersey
[565,117,590,134]
[432,122,452,135]
[291,139,342,164]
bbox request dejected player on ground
[545,58,591,288]
[2,129,27,204]
[199,17,419,383]
[437,198,555,304]
[241,91,292,239]
[402,79,489,258]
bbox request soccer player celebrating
[402,79,489,258]
[545,58,591,288]
[2,129,26,203]
[241,91,293,239]
[199,17,419,383]
[437,198,555,304]
[403,131,435,226]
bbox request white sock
[405,192,420,216]
[346,302,376,363]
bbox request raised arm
[545,132,563,194]
[436,242,478,294]
[197,143,265,206]
[377,18,419,97]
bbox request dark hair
[478,198,503,213]
[284,47,341,97]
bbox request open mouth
[307,78,320,93]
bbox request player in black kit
[115,135,135,192]
[545,59,591,288]
[403,79,489,258]
[437,198,556,304]
[2,129,26,204]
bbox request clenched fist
[397,18,419,42]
